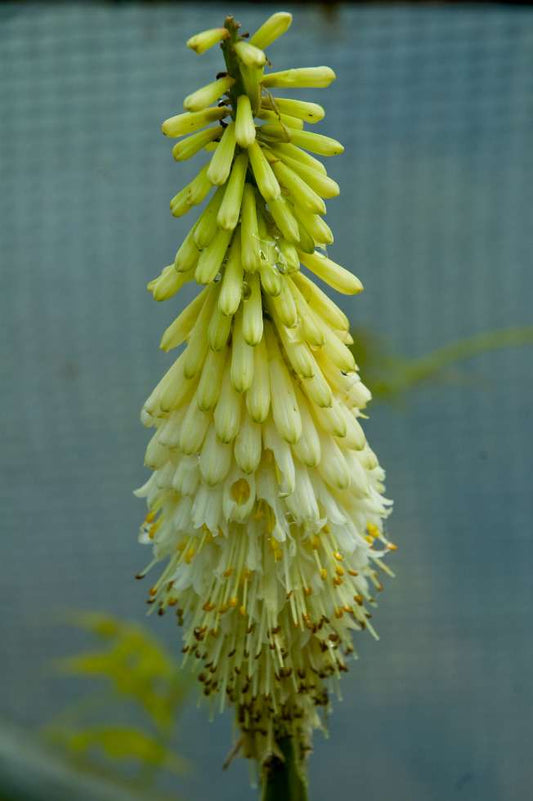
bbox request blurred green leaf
[352,326,533,401]
[50,726,187,775]
[54,614,189,730]
[1,721,178,801]
[46,612,192,794]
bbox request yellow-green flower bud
[178,399,210,454]
[193,187,224,248]
[195,227,233,284]
[218,232,243,316]
[186,27,229,54]
[235,95,256,148]
[231,307,255,392]
[257,109,304,130]
[183,75,235,112]
[200,426,233,485]
[172,126,221,161]
[207,304,232,351]
[290,203,334,246]
[267,196,300,245]
[299,250,363,295]
[271,160,326,214]
[217,152,249,230]
[146,264,190,301]
[240,185,261,271]
[292,271,350,331]
[277,153,340,197]
[159,287,209,351]
[242,272,263,345]
[265,323,302,443]
[247,141,281,201]
[292,387,321,467]
[183,289,217,377]
[174,225,200,272]
[169,164,211,217]
[288,282,325,345]
[214,368,242,442]
[272,310,315,378]
[245,336,270,422]
[206,122,236,185]
[260,96,325,123]
[234,414,262,473]
[234,40,266,68]
[277,239,300,273]
[269,278,298,328]
[268,141,327,174]
[262,124,344,156]
[262,66,336,89]
[162,106,228,137]
[249,12,292,49]
[196,347,227,411]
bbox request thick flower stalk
[136,11,393,785]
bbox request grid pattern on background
[1,5,532,801]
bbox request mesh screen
[1,5,532,800]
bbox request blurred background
[1,3,533,800]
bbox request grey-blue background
[1,4,532,800]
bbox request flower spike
[138,10,393,782]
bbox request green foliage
[44,613,191,796]
[352,326,533,401]
[56,726,187,775]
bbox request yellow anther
[354,594,364,606]
[229,597,238,608]
[304,586,312,596]
[253,500,265,519]
[311,535,321,550]
[145,510,156,523]
[202,601,216,611]
[148,520,161,539]
[223,567,234,578]
[185,547,195,563]
[367,523,380,539]
[334,607,344,619]
[333,551,344,561]
[333,576,343,586]
[239,605,246,616]
[335,565,345,577]
[348,569,359,577]
[231,478,251,504]
[365,535,374,544]
[319,568,327,580]
[387,542,398,551]
[264,505,275,535]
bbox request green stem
[261,737,309,801]
[221,16,244,113]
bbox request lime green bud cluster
[138,12,393,769]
